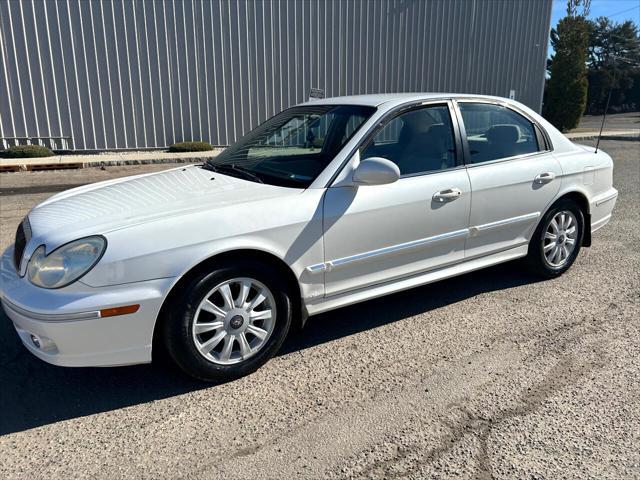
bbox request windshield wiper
[202,163,264,184]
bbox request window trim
[452,98,554,168]
[356,100,464,179]
[328,99,469,187]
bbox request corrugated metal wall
[0,0,552,151]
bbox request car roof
[299,93,511,108]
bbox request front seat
[398,123,451,174]
[425,123,455,169]
[485,124,520,159]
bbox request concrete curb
[565,130,640,141]
[0,149,224,172]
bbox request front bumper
[0,246,175,367]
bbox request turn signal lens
[100,304,140,318]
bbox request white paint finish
[583,166,595,186]
[554,143,617,229]
[0,93,618,369]
[82,189,326,301]
[314,228,470,274]
[351,156,401,186]
[594,189,618,207]
[25,166,323,301]
[591,213,612,232]
[0,247,172,366]
[464,152,562,258]
[322,168,471,296]
[590,187,618,231]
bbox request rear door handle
[534,172,556,184]
[433,188,462,203]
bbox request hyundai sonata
[1,94,618,381]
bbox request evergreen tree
[586,18,640,113]
[543,0,591,131]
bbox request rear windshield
[207,105,376,188]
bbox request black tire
[525,198,585,278]
[162,259,292,382]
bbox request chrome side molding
[595,191,618,207]
[306,212,540,274]
[1,298,101,322]
[470,211,540,235]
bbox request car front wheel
[163,260,293,382]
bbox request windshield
[207,105,376,188]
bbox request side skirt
[304,245,529,316]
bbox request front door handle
[534,172,556,184]
[433,188,462,203]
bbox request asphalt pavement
[574,111,640,132]
[0,139,638,479]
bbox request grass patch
[0,145,55,158]
[168,141,214,153]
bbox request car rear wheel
[526,198,584,278]
[163,260,292,382]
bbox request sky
[548,0,640,58]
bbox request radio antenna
[595,84,613,154]
[594,56,626,154]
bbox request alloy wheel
[191,277,276,365]
[543,210,578,268]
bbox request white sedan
[1,94,618,381]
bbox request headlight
[27,236,107,289]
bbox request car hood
[27,165,301,243]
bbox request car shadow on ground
[0,261,541,435]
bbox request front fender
[80,190,326,301]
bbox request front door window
[361,104,457,176]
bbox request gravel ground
[0,139,638,479]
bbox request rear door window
[458,102,540,164]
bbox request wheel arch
[547,190,592,247]
[152,248,305,361]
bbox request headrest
[427,123,449,139]
[401,111,433,134]
[486,124,519,144]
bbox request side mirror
[352,157,400,186]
